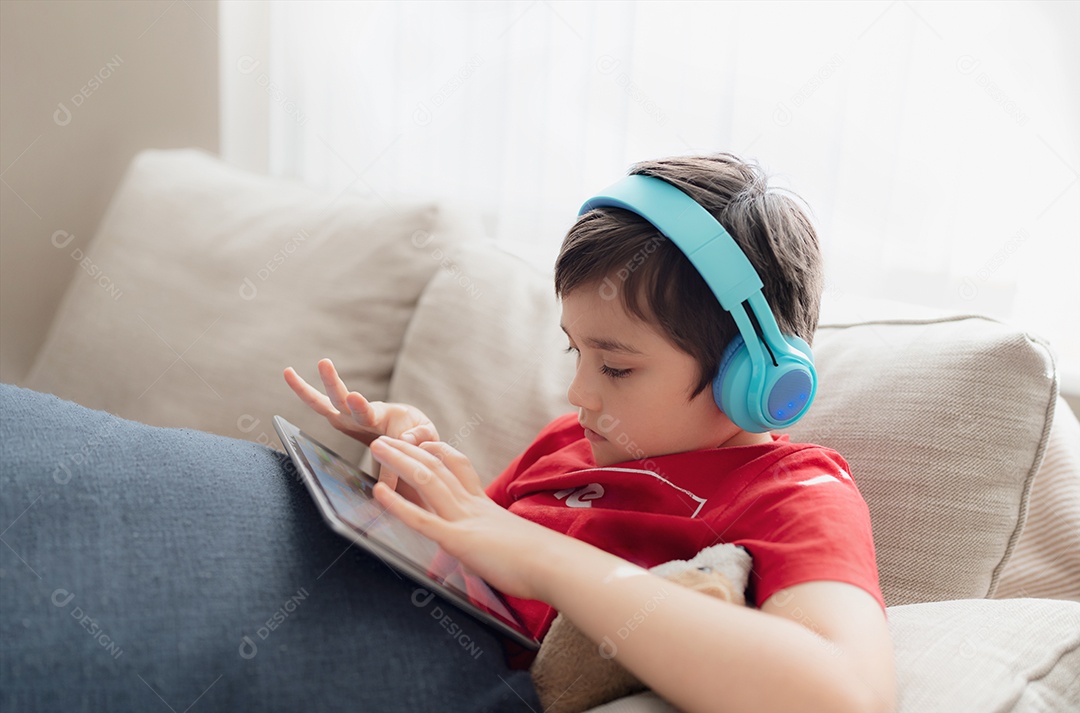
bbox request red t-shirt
[487,413,884,663]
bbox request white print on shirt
[558,468,708,518]
[553,483,606,508]
[796,470,853,487]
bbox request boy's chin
[588,442,640,467]
[587,442,611,466]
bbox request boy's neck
[716,430,774,448]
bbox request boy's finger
[318,359,351,415]
[344,391,377,426]
[402,424,438,445]
[373,483,447,541]
[370,439,460,517]
[375,437,452,479]
[284,368,322,400]
[419,441,484,495]
[283,367,335,415]
[419,440,464,461]
[377,466,399,489]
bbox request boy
[283,153,896,713]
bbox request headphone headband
[580,175,762,311]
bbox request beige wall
[0,0,219,385]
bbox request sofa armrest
[994,394,1080,601]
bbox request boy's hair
[554,153,824,399]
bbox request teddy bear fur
[530,544,752,713]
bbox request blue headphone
[578,174,817,433]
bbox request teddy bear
[530,543,752,713]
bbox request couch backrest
[22,149,481,465]
[390,242,1070,606]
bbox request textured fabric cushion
[783,317,1056,606]
[994,395,1080,601]
[23,149,476,465]
[0,383,539,712]
[390,245,1059,607]
[888,598,1080,712]
[815,296,1079,604]
[584,598,1080,713]
[388,242,575,481]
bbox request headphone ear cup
[763,336,816,426]
[713,334,816,433]
[713,336,758,431]
[787,335,813,361]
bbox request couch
[9,149,1080,711]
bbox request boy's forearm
[531,535,888,713]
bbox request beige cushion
[887,598,1080,712]
[388,242,575,481]
[391,246,1061,607]
[783,317,1056,606]
[586,598,1080,713]
[813,295,1076,602]
[994,395,1080,601]
[23,149,477,465]
[586,692,677,713]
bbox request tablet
[273,416,540,650]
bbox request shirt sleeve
[709,447,886,611]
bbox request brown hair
[554,153,824,398]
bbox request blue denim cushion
[0,384,538,713]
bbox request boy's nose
[567,371,600,412]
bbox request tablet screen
[289,429,527,634]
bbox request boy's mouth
[582,425,607,443]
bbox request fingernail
[402,432,417,444]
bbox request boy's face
[560,285,765,467]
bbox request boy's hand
[282,359,439,447]
[370,437,564,602]
[284,359,437,509]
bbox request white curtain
[220,0,1079,390]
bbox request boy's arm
[533,540,896,713]
[369,436,896,713]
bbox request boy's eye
[565,344,630,378]
[600,364,631,379]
